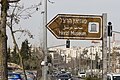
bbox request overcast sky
[7,0,120,48]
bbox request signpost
[47,14,103,40]
[47,13,107,80]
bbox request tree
[1,0,45,79]
[20,39,30,60]
[20,39,32,69]
[6,1,41,80]
[7,46,20,64]
[95,52,99,69]
[33,47,44,80]
[82,49,88,70]
[0,0,8,80]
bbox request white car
[107,73,120,80]
[78,72,86,78]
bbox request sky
[7,0,120,48]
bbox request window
[107,76,111,80]
[113,76,120,80]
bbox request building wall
[48,46,102,70]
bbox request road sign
[47,14,103,40]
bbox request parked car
[13,71,36,80]
[26,71,35,80]
[56,73,72,80]
[107,73,120,80]
[78,72,86,78]
[8,72,22,80]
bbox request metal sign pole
[108,36,111,73]
[43,0,48,80]
[102,13,107,80]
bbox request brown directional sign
[47,14,103,40]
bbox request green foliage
[7,47,11,62]
[20,39,33,69]
[20,39,31,60]
[8,39,44,70]
[7,47,20,64]
[47,54,52,63]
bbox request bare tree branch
[48,0,55,4]
[12,29,34,39]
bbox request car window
[113,76,120,80]
[107,76,111,80]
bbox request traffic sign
[47,14,103,40]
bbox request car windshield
[58,74,69,78]
[113,76,120,80]
[80,72,85,74]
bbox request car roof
[8,72,22,79]
[107,73,120,76]
[57,74,71,79]
[58,73,69,76]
